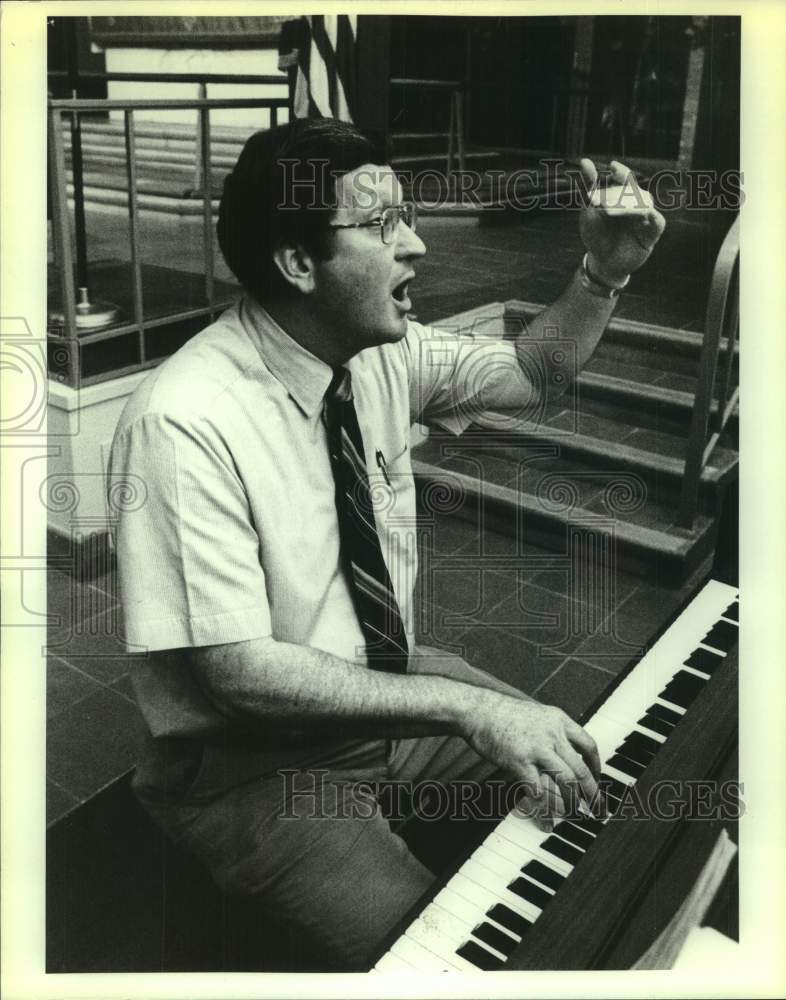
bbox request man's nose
[396,220,427,258]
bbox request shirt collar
[240,295,335,418]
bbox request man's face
[309,164,427,359]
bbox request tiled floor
[46,557,147,826]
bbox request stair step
[576,378,738,437]
[505,299,740,362]
[390,131,454,154]
[67,183,218,214]
[433,301,739,435]
[465,416,737,490]
[62,118,256,144]
[392,150,502,167]
[64,132,247,158]
[451,300,739,366]
[74,168,200,199]
[411,445,719,581]
[590,342,695,381]
[67,144,239,170]
[391,131,451,140]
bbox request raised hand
[578,158,666,287]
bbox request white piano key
[494,817,574,875]
[374,952,416,972]
[391,934,456,972]
[586,715,633,757]
[430,887,486,930]
[460,857,543,921]
[447,871,536,925]
[405,917,489,970]
[486,830,568,890]
[629,719,667,743]
[482,830,548,874]
[433,886,522,941]
[496,809,555,849]
[416,902,473,941]
[472,843,534,884]
[483,828,573,889]
[603,761,637,786]
[682,662,712,680]
[631,724,667,743]
[700,635,729,655]
[586,714,665,760]
[654,695,687,716]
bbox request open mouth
[391,277,412,311]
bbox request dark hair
[217,118,389,303]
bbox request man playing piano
[109,118,665,970]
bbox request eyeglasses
[326,202,418,246]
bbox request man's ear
[272,243,317,295]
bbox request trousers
[135,647,528,971]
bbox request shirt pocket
[368,437,413,520]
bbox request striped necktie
[324,367,409,674]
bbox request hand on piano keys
[463,684,604,821]
[374,579,739,973]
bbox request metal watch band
[580,252,630,299]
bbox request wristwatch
[580,252,630,299]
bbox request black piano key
[616,733,657,757]
[508,876,553,910]
[684,646,724,676]
[573,815,606,836]
[456,939,505,970]
[600,773,628,801]
[607,753,647,780]
[638,713,673,738]
[722,601,738,622]
[541,835,584,865]
[702,619,738,653]
[648,702,682,726]
[553,820,595,850]
[659,670,706,709]
[614,740,655,767]
[472,920,519,957]
[604,795,621,816]
[487,903,532,938]
[521,860,565,892]
[624,730,661,756]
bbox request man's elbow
[190,634,280,719]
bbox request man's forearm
[192,635,500,742]
[522,262,619,391]
[191,636,602,801]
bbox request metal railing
[390,78,466,177]
[51,70,290,193]
[678,215,740,528]
[48,94,287,388]
[48,73,468,388]
[52,70,467,179]
[49,70,288,86]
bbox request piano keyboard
[374,578,739,973]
